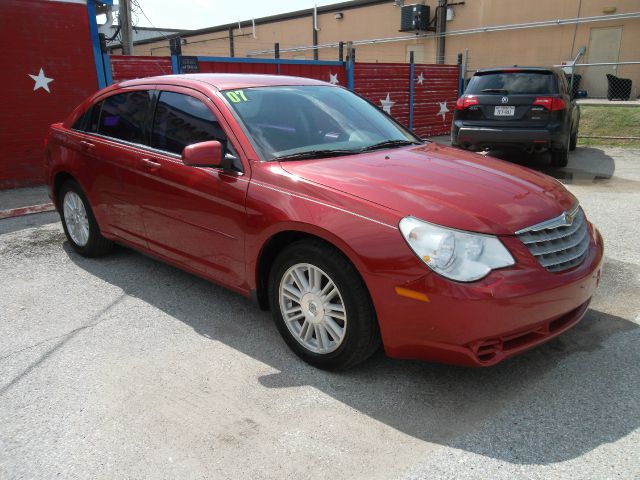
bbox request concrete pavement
[1,145,638,479]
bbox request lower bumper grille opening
[470,301,589,364]
[549,305,582,333]
[475,340,501,362]
[502,331,543,351]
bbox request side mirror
[182,140,223,168]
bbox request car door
[135,87,249,288]
[74,89,153,248]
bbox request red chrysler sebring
[44,74,603,370]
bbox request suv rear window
[466,71,558,95]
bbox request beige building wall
[116,0,639,97]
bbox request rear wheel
[268,240,380,370]
[59,180,113,257]
[551,136,570,168]
[569,129,577,151]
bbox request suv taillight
[455,95,479,110]
[533,97,566,111]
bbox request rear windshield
[466,71,558,95]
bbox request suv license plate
[494,106,515,116]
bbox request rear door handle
[79,140,95,151]
[140,158,161,172]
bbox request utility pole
[119,0,134,55]
[436,0,447,64]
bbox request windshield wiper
[274,149,359,161]
[480,88,509,94]
[359,139,420,152]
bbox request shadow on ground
[484,146,618,186]
[54,238,640,466]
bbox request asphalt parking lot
[1,145,639,479]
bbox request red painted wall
[353,63,411,129]
[198,61,278,75]
[0,0,99,189]
[110,55,173,83]
[197,61,346,87]
[280,64,346,86]
[411,64,459,138]
[354,63,459,138]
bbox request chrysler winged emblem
[564,211,574,225]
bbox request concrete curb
[0,203,56,220]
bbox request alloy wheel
[278,263,347,354]
[63,191,90,247]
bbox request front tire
[59,180,113,257]
[268,240,380,370]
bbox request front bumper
[452,121,566,151]
[371,225,604,367]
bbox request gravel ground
[1,146,639,480]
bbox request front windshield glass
[221,85,420,160]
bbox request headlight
[399,216,515,282]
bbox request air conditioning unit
[400,4,430,32]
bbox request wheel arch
[52,171,77,210]
[254,226,372,312]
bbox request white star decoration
[437,101,450,120]
[416,72,425,85]
[328,73,339,85]
[29,68,53,93]
[380,93,395,114]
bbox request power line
[131,0,173,40]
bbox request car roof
[474,66,562,75]
[118,73,331,90]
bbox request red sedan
[44,74,604,370]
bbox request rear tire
[268,239,380,370]
[59,180,113,257]
[551,136,570,168]
[569,130,577,151]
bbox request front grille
[517,206,589,272]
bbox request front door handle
[140,158,161,172]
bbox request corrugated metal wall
[353,63,412,129]
[0,0,99,189]
[110,56,173,83]
[412,65,459,138]
[353,63,459,137]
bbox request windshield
[221,85,420,161]
[466,72,558,95]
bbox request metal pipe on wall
[246,11,640,57]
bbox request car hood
[279,143,576,235]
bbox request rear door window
[151,91,228,155]
[466,72,558,95]
[98,91,152,144]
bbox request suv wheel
[569,129,578,151]
[59,180,113,257]
[268,240,380,370]
[551,137,570,168]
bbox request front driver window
[151,91,241,171]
